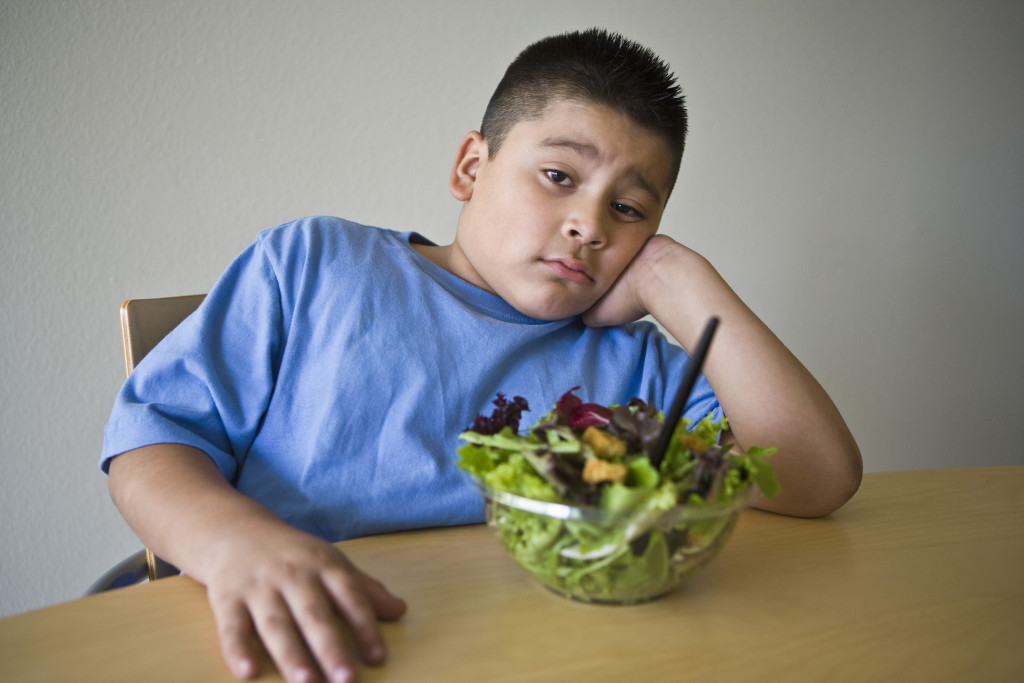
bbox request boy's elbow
[816,446,863,517]
[802,437,864,518]
[759,437,863,519]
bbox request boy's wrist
[635,237,720,334]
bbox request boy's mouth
[543,257,593,285]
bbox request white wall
[2,0,1021,618]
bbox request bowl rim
[470,476,757,523]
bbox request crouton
[582,426,627,459]
[582,458,627,485]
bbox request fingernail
[330,668,354,683]
[232,657,256,678]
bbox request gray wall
[2,0,1021,617]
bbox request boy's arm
[107,444,406,683]
[584,235,862,517]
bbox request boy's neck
[412,242,454,274]
[412,240,493,297]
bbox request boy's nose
[562,202,607,247]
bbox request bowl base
[545,585,672,606]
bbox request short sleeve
[100,238,286,481]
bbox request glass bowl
[474,478,753,605]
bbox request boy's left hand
[582,234,681,327]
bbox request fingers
[346,565,408,622]
[319,567,406,667]
[212,581,357,683]
[207,549,405,683]
[265,582,356,683]
[210,597,263,680]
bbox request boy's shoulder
[253,215,415,263]
[257,215,386,246]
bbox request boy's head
[481,28,687,194]
[431,28,687,322]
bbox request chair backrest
[120,294,206,376]
[119,294,205,581]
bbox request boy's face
[445,100,673,321]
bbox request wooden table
[2,467,1021,682]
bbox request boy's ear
[450,131,486,201]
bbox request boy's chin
[508,297,593,322]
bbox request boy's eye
[612,202,645,220]
[544,169,572,186]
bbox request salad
[457,387,779,603]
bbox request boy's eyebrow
[540,136,601,159]
[538,136,664,205]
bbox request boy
[102,28,860,683]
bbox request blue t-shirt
[101,217,721,541]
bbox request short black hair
[481,28,688,194]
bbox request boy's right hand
[205,521,407,683]
[107,444,406,683]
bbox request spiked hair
[481,28,688,192]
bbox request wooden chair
[86,295,206,594]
